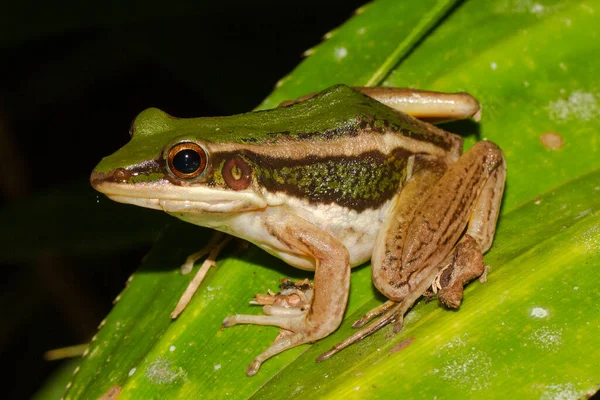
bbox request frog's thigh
[373,141,505,301]
[354,87,481,122]
[405,140,505,263]
[223,214,350,375]
[371,157,446,301]
[463,147,506,252]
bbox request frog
[90,84,506,376]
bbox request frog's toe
[224,278,314,327]
[351,300,396,328]
[246,360,261,377]
[222,313,304,331]
[243,330,312,376]
[317,304,400,362]
[262,305,307,316]
[179,259,195,275]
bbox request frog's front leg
[222,214,350,376]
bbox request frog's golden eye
[223,157,251,190]
[167,142,208,179]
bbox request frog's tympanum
[91,85,505,376]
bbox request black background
[0,1,365,398]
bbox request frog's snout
[90,168,131,190]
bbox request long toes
[317,306,399,362]
[352,300,396,328]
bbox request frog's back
[204,84,462,148]
[204,85,462,212]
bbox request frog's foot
[171,234,232,319]
[432,235,485,309]
[222,279,319,376]
[222,311,311,376]
[316,304,399,362]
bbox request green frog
[91,84,505,376]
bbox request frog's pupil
[173,149,201,174]
[231,165,242,180]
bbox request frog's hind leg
[222,214,351,376]
[354,87,482,123]
[318,140,505,361]
[373,140,505,305]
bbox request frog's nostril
[90,168,132,189]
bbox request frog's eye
[167,142,208,179]
[223,157,251,190]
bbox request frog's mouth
[90,171,267,213]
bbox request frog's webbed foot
[171,233,233,319]
[317,303,398,362]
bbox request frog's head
[91,107,271,214]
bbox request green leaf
[58,0,600,398]
[258,0,461,109]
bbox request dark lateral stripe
[213,148,413,212]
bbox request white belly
[210,196,394,271]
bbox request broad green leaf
[258,0,461,109]
[382,0,600,212]
[58,0,600,399]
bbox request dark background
[0,1,365,398]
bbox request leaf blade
[258,0,461,109]
[62,0,600,398]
